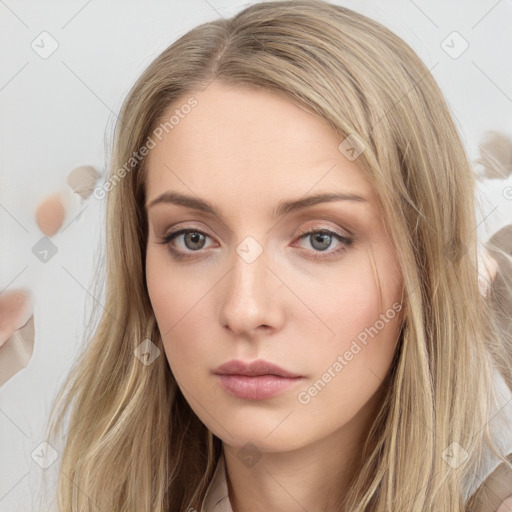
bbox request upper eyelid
[163,224,350,240]
[296,224,351,238]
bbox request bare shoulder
[469,453,512,512]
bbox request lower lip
[216,374,303,400]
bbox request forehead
[145,82,374,209]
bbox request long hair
[42,1,512,510]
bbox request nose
[218,241,286,338]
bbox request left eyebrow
[145,191,367,218]
[274,192,367,217]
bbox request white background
[1,0,511,510]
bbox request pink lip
[213,359,303,400]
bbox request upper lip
[214,359,302,378]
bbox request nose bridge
[219,235,283,335]
[229,235,270,310]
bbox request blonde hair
[43,1,512,510]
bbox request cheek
[299,245,402,380]
[294,254,382,343]
[295,285,401,436]
[146,249,204,329]
[145,249,215,375]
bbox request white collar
[201,451,233,512]
[464,362,512,499]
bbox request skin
[145,81,404,512]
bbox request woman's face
[145,82,404,452]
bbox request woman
[43,1,512,510]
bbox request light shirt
[462,362,512,500]
[201,451,232,512]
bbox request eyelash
[157,226,353,261]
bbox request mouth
[213,359,303,400]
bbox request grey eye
[308,232,333,251]
[182,231,207,251]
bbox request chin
[214,421,310,453]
